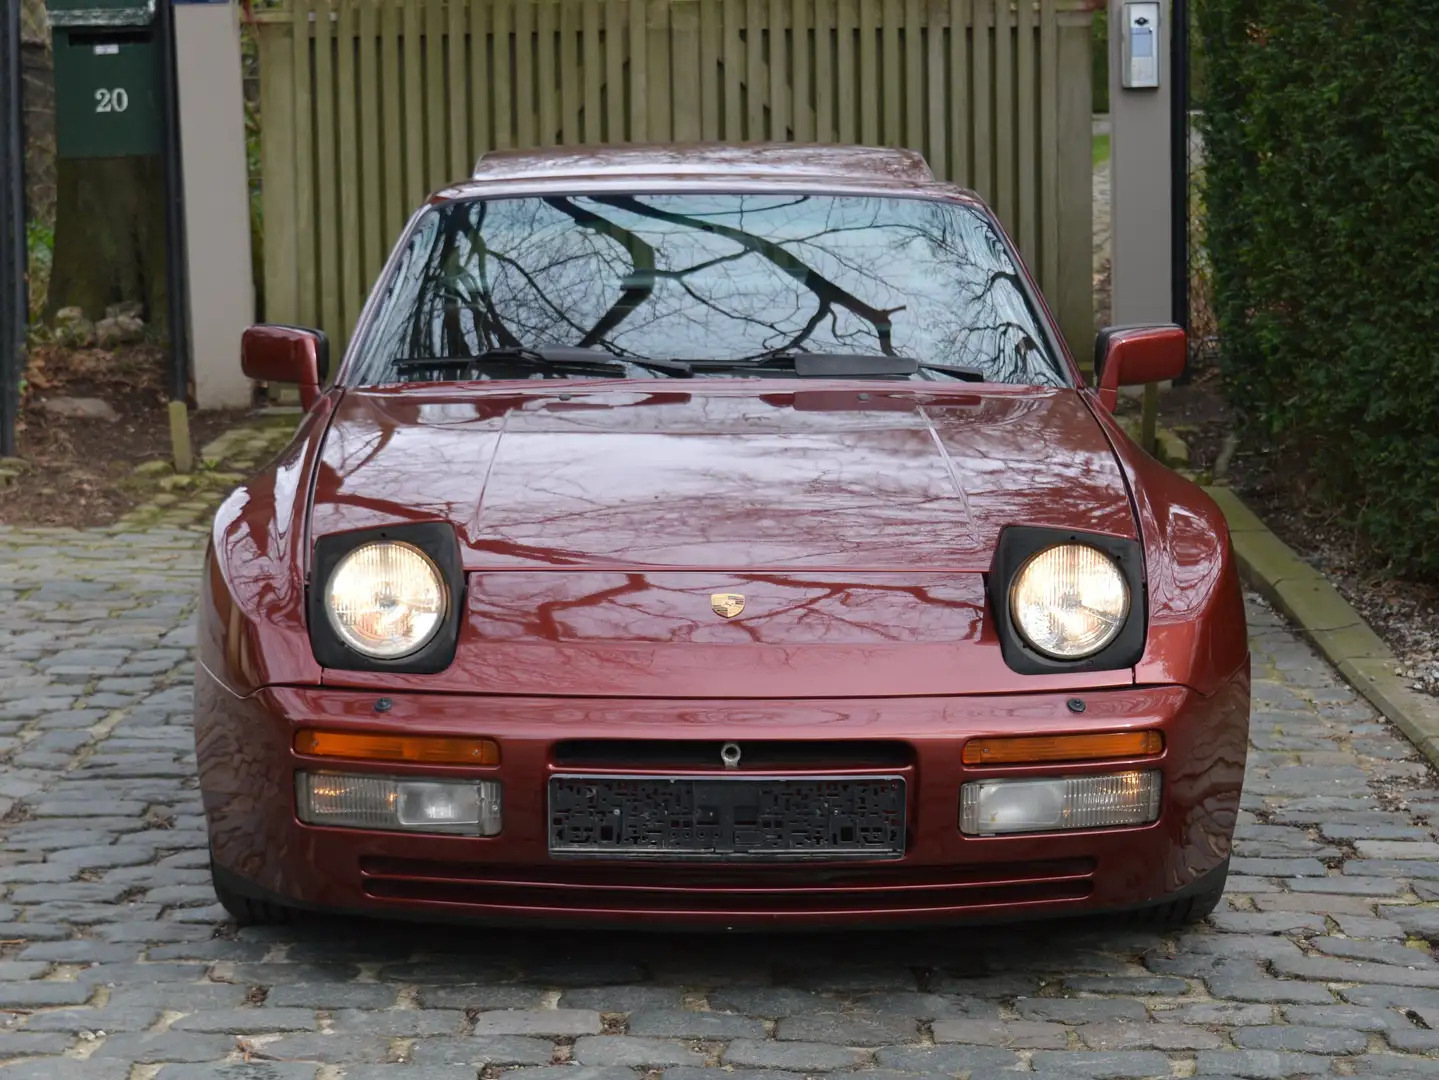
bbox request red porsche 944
[195,144,1249,929]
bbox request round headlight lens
[325,541,448,659]
[1010,544,1130,659]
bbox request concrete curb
[1205,485,1439,770]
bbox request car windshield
[353,192,1067,386]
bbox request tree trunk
[45,155,167,324]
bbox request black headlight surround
[307,522,465,674]
[987,525,1147,675]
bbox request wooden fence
[254,0,1094,359]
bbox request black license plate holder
[548,774,907,860]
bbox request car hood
[310,383,1135,567]
[308,383,1141,696]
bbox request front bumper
[196,665,1249,928]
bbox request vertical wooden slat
[1016,0,1037,262]
[723,0,742,138]
[560,0,579,144]
[672,1,701,140]
[426,0,448,187]
[836,0,855,142]
[448,0,469,177]
[925,0,944,177]
[858,0,876,144]
[516,0,536,144]
[314,0,341,344]
[336,0,361,340]
[1054,9,1092,358]
[293,0,317,328]
[492,0,513,147]
[903,0,920,150]
[647,0,671,138]
[1038,0,1059,300]
[993,0,1014,230]
[403,0,425,204]
[537,0,557,145]
[791,0,810,140]
[258,23,298,325]
[700,0,720,138]
[358,0,383,285]
[381,0,404,237]
[971,0,991,200]
[745,0,764,138]
[629,0,648,140]
[583,0,602,142]
[814,0,832,141]
[881,0,899,144]
[769,0,788,139]
[471,0,493,158]
[605,0,624,140]
[948,0,968,184]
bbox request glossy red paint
[242,325,326,411]
[1094,326,1188,413]
[196,665,1247,926]
[197,144,1250,927]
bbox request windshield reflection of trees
[363,194,1064,387]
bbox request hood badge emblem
[711,593,745,619]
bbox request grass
[1093,133,1111,168]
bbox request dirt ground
[0,345,242,528]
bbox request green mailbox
[47,0,163,158]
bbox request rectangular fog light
[960,770,1161,836]
[297,771,502,836]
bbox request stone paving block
[1233,1025,1369,1053]
[577,1037,707,1068]
[561,986,685,1012]
[1154,1003,1274,1026]
[1333,916,1407,939]
[1027,1051,1172,1078]
[471,1010,603,1038]
[268,984,400,1009]
[707,987,835,1017]
[629,1011,767,1040]
[153,1066,320,1080]
[1195,1050,1335,1078]
[256,1034,394,1064]
[92,1032,239,1063]
[1079,1022,1224,1051]
[1017,999,1148,1023]
[1061,976,1189,996]
[1312,937,1438,968]
[504,1070,642,1080]
[873,1045,1018,1074]
[0,1061,134,1080]
[932,1019,1067,1048]
[1282,1005,1406,1030]
[410,1036,553,1066]
[776,1014,918,1046]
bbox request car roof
[471,142,937,183]
[438,142,983,205]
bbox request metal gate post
[0,2,25,460]
[1109,0,1174,453]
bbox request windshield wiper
[394,346,692,378]
[691,352,987,381]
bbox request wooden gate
[254,0,1094,357]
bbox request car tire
[210,859,293,927]
[1129,872,1227,926]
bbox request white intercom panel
[1120,2,1161,89]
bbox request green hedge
[1198,0,1439,575]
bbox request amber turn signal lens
[962,731,1162,766]
[294,730,500,766]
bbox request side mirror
[241,325,329,410]
[1092,324,1186,413]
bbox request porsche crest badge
[711,593,745,619]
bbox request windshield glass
[353,192,1067,386]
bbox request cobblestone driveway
[2,521,1439,1080]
